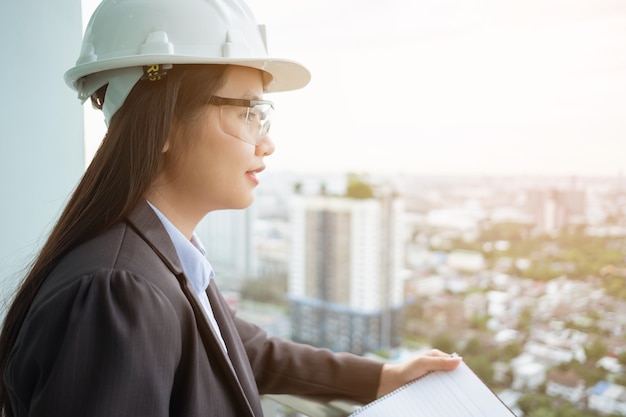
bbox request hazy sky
[83,0,626,177]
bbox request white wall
[0,1,85,312]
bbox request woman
[0,0,461,416]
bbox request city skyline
[82,0,626,177]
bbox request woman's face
[152,65,275,230]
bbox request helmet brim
[64,55,311,94]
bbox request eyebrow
[239,91,263,100]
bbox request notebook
[349,361,517,416]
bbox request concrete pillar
[0,1,85,312]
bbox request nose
[256,133,275,156]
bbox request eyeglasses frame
[206,95,275,145]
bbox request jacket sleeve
[5,269,182,417]
[232,308,384,404]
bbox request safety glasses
[207,96,274,145]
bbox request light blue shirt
[147,202,227,352]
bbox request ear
[162,126,176,153]
[162,118,180,153]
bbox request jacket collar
[125,201,262,417]
[126,200,185,276]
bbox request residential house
[588,381,626,416]
[545,369,585,403]
[511,353,546,391]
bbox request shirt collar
[147,202,214,293]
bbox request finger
[424,349,453,358]
[420,354,463,372]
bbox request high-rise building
[196,207,258,290]
[288,188,405,355]
[525,188,586,235]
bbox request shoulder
[5,268,185,412]
[46,209,181,296]
[28,268,181,336]
[31,216,191,327]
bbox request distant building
[588,381,626,416]
[463,292,488,321]
[598,355,625,374]
[524,340,586,366]
[546,369,585,403]
[511,353,546,390]
[288,189,405,355]
[522,327,587,367]
[525,188,585,235]
[487,290,510,319]
[409,274,447,296]
[447,249,485,273]
[197,207,257,288]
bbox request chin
[233,195,255,210]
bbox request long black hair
[0,64,229,417]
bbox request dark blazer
[4,202,382,416]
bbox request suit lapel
[176,273,261,417]
[126,202,261,417]
[206,280,264,416]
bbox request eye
[238,108,250,120]
[247,107,261,122]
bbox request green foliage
[345,175,374,199]
[614,373,626,387]
[585,339,608,363]
[604,274,626,299]
[431,333,457,354]
[464,337,483,356]
[498,341,523,362]
[468,314,489,330]
[517,308,533,333]
[473,221,626,299]
[519,261,562,281]
[240,275,287,305]
[481,222,532,243]
[528,408,557,417]
[516,394,601,417]
[464,355,494,386]
[562,360,607,387]
[518,394,552,415]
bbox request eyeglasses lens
[220,104,273,145]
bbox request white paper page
[350,362,516,417]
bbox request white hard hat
[64,0,311,124]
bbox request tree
[518,394,552,415]
[240,275,287,305]
[431,333,457,354]
[499,341,523,362]
[465,355,494,387]
[464,337,483,356]
[518,307,533,333]
[585,339,608,363]
[528,408,557,417]
[345,177,374,199]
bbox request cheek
[185,131,246,186]
[179,115,219,161]
[159,121,211,181]
[172,110,255,184]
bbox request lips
[246,165,265,184]
[248,165,265,175]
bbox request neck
[145,189,198,239]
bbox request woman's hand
[376,349,462,398]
